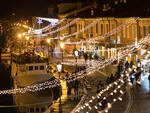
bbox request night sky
[0,0,93,18]
[0,0,150,19]
[0,0,59,18]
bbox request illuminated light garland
[33,18,80,37]
[31,17,137,45]
[64,17,139,45]
[98,92,126,113]
[74,76,129,113]
[72,37,150,112]
[30,18,67,34]
[80,76,132,113]
[0,35,148,95]
[59,19,101,40]
[74,65,137,113]
[78,44,148,112]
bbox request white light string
[32,18,80,37]
[74,67,135,113]
[0,35,148,95]
[29,18,67,34]
[64,17,139,45]
[61,43,135,67]
[59,19,101,40]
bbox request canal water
[0,62,60,113]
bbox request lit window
[40,66,44,70]
[29,66,33,71]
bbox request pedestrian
[83,52,88,63]
[148,74,150,88]
[125,61,129,70]
[130,61,134,68]
[74,79,79,97]
[110,74,114,83]
[106,77,110,85]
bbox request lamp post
[60,42,64,72]
[18,33,22,55]
[47,39,51,63]
[25,36,30,52]
[57,63,62,113]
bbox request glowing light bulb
[107,103,111,108]
[120,90,123,94]
[118,97,122,101]
[113,98,117,102]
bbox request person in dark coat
[83,53,88,63]
[148,74,150,88]
[125,61,129,70]
[130,61,134,68]
[74,79,79,97]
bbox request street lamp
[57,63,62,113]
[60,42,64,72]
[18,33,22,55]
[57,63,62,79]
[22,32,26,36]
[18,34,22,39]
[47,38,50,44]
[25,36,30,40]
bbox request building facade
[58,17,150,63]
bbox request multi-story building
[57,0,150,63]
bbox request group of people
[96,60,143,110]
[65,71,87,98]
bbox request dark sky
[0,0,91,18]
[0,0,59,18]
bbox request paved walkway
[109,73,150,113]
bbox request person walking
[125,61,129,70]
[148,74,150,88]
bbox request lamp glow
[57,64,62,72]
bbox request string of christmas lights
[74,66,136,113]
[33,18,80,37]
[0,35,148,95]
[64,17,139,45]
[29,18,67,34]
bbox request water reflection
[13,86,59,113]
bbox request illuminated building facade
[57,0,150,63]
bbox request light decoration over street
[32,18,80,37]
[0,35,148,95]
[37,18,43,25]
[73,65,138,113]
